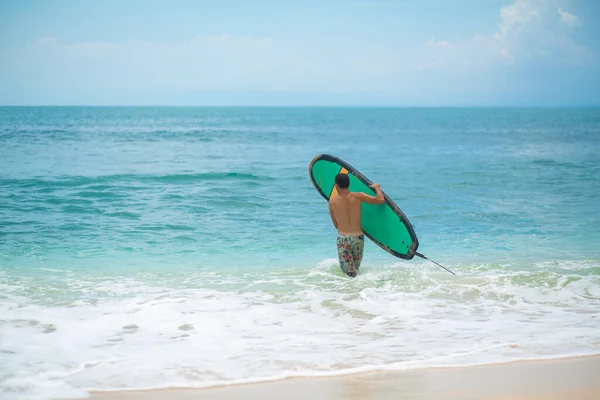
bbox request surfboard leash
[414,252,456,276]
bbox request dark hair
[335,173,350,189]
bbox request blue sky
[1,0,599,106]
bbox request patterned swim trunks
[336,234,365,277]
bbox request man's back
[329,193,364,235]
[328,182,384,235]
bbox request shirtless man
[328,173,384,277]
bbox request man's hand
[357,183,384,204]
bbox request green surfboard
[308,154,419,260]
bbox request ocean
[1,106,599,400]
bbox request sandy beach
[84,355,600,400]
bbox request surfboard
[308,154,419,260]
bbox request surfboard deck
[308,154,419,260]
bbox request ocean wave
[1,259,599,399]
[0,172,274,190]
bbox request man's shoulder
[329,196,344,207]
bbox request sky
[0,0,599,106]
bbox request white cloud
[558,7,581,28]
[16,34,293,91]
[422,0,592,70]
[499,0,540,27]
[491,0,588,63]
[35,36,58,46]
[1,33,406,94]
[427,38,451,48]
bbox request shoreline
[81,354,600,400]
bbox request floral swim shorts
[336,234,365,277]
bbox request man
[328,173,384,277]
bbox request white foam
[1,260,600,400]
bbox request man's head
[335,173,350,190]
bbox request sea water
[1,107,599,399]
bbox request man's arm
[355,183,385,205]
[328,202,338,229]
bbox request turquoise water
[1,107,599,399]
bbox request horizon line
[1,104,599,108]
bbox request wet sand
[83,355,600,400]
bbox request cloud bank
[0,0,596,105]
